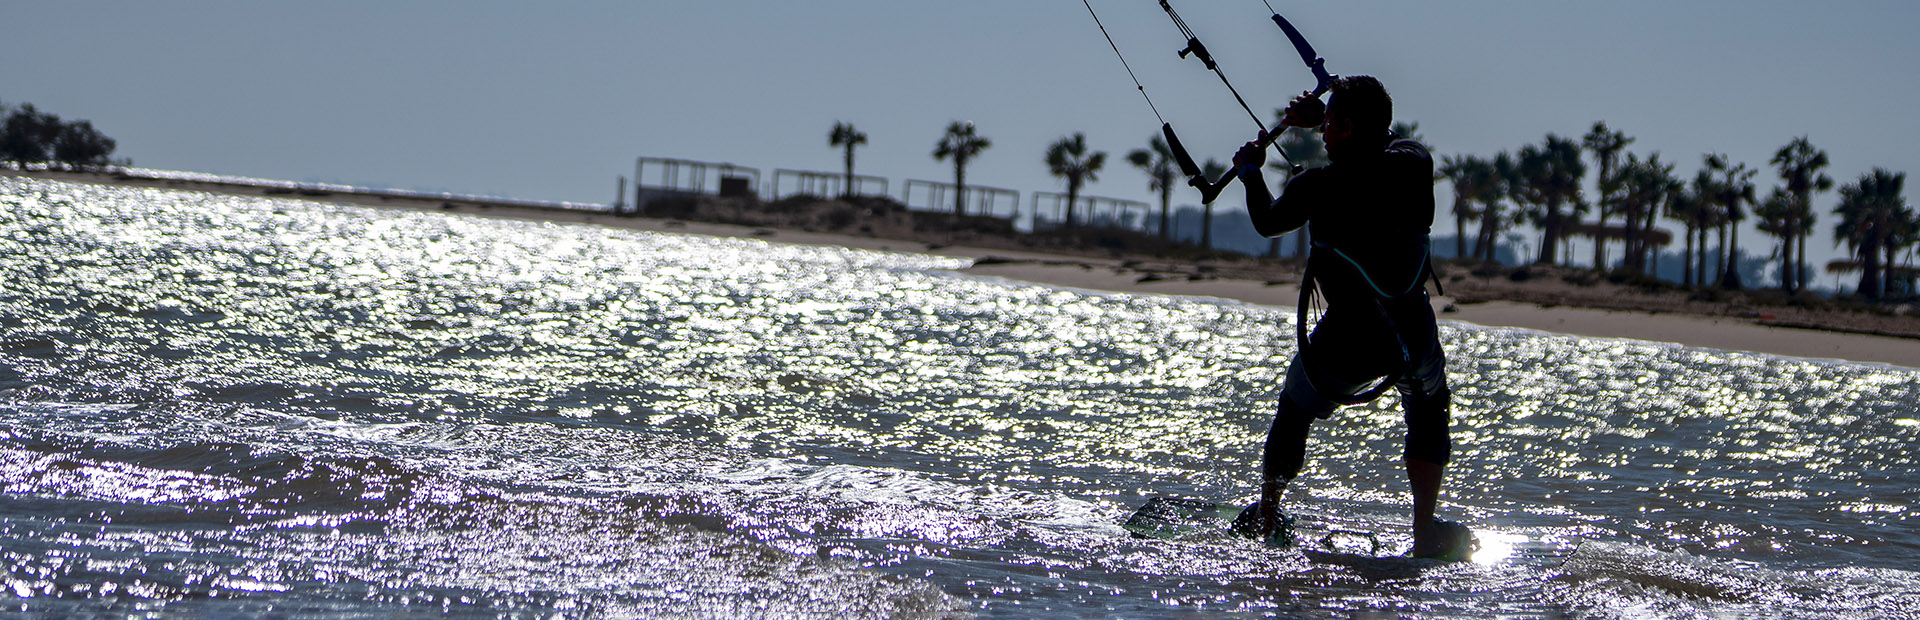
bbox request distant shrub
[822,205,858,230]
[642,196,701,219]
[1,101,122,170]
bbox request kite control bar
[1184,10,1339,204]
[1082,1,1338,204]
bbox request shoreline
[9,168,1918,369]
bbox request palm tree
[1440,154,1497,261]
[1513,134,1587,265]
[1770,137,1833,293]
[1755,187,1799,289]
[1666,187,1700,286]
[1582,122,1634,270]
[1704,154,1757,290]
[1046,132,1107,228]
[1615,152,1676,274]
[1199,159,1227,250]
[1475,151,1520,263]
[1127,134,1177,239]
[932,121,991,216]
[1834,168,1909,298]
[828,121,868,199]
[1669,172,1720,288]
[1892,209,1920,295]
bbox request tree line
[829,119,1226,246]
[0,99,124,171]
[1440,123,1915,299]
[826,118,1913,299]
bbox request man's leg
[1407,458,1443,541]
[1250,398,1313,538]
[1404,385,1458,557]
[1261,397,1316,484]
[1387,293,1465,557]
[1251,358,1339,537]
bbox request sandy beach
[11,168,1919,369]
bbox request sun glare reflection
[0,177,1916,617]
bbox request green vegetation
[1,99,124,171]
[828,121,867,199]
[1834,169,1915,299]
[931,121,991,216]
[1763,137,1833,295]
[1445,125,1914,299]
[1044,132,1106,228]
[1125,134,1178,240]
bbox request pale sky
[6,1,1916,281]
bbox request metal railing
[633,157,761,212]
[769,168,889,200]
[900,179,1020,219]
[629,155,1171,236]
[1029,192,1151,232]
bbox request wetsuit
[1248,135,1451,483]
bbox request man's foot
[1411,518,1476,560]
[1229,499,1295,546]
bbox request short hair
[1328,75,1392,138]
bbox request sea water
[1,176,1915,618]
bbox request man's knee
[1283,357,1342,419]
[1403,386,1452,466]
[1262,397,1316,482]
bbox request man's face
[1321,107,1353,151]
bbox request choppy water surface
[1,176,1916,617]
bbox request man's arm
[1241,161,1310,238]
[1236,92,1323,238]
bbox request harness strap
[1294,238,1435,406]
[1295,259,1410,407]
[1310,238,1434,298]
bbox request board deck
[1122,496,1298,546]
[1121,496,1246,540]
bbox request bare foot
[1412,518,1475,560]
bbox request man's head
[1323,75,1392,153]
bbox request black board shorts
[1281,289,1448,419]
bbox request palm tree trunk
[1455,209,1468,259]
[1860,237,1883,298]
[1722,224,1743,290]
[1704,227,1720,287]
[1065,180,1081,229]
[953,159,967,217]
[1621,212,1636,273]
[1201,204,1214,250]
[1643,211,1659,275]
[1720,225,1735,289]
[1646,231,1659,277]
[1592,212,1608,271]
[843,146,856,199]
[1777,224,1793,292]
[1538,205,1560,265]
[1159,184,1171,240]
[1682,225,1696,287]
[1794,230,1807,294]
[1778,233,1793,293]
[1477,213,1496,263]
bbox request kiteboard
[1122,495,1478,561]
[1121,496,1295,546]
